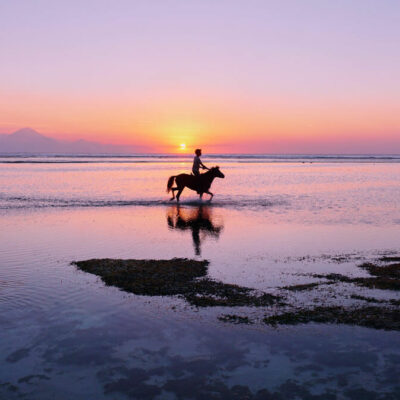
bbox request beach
[1,155,400,399]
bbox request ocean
[1,154,399,399]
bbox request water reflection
[166,205,223,255]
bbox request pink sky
[1,1,399,153]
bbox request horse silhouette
[167,205,223,255]
[167,166,225,201]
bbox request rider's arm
[200,161,209,170]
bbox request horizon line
[1,152,400,157]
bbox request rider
[192,149,209,176]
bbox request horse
[167,166,225,202]
[166,205,223,255]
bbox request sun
[179,143,186,151]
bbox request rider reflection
[167,205,223,256]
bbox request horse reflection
[167,205,223,255]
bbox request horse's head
[210,166,225,179]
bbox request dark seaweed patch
[379,256,400,263]
[282,282,334,291]
[73,255,400,330]
[350,294,400,306]
[312,266,400,291]
[263,306,400,331]
[359,262,400,279]
[350,294,386,304]
[218,314,252,324]
[73,258,279,308]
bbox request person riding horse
[167,149,225,201]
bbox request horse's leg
[205,190,213,201]
[199,192,203,200]
[170,187,178,201]
[176,186,184,202]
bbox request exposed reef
[218,314,252,324]
[73,255,400,331]
[73,258,279,308]
[268,257,400,330]
[263,306,400,331]
[350,294,400,306]
[309,260,400,291]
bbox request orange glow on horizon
[1,90,400,153]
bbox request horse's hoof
[170,198,174,201]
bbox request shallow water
[1,156,400,399]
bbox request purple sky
[1,0,399,153]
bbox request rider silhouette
[192,149,208,176]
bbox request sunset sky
[1,0,399,153]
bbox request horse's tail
[167,176,176,193]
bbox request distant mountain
[0,128,145,154]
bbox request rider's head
[195,149,202,156]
